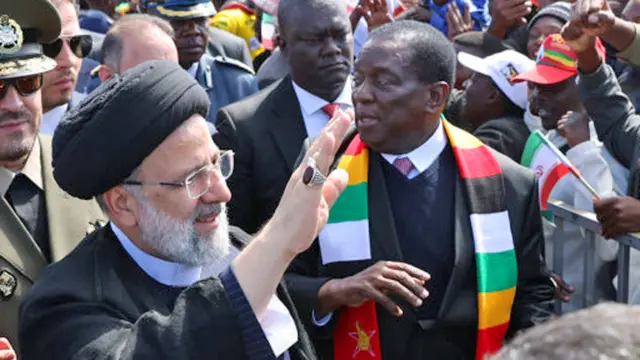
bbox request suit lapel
[367,152,403,261]
[437,173,474,319]
[268,78,307,172]
[0,196,47,282]
[40,136,102,261]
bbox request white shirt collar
[110,222,202,287]
[291,79,353,117]
[380,119,448,175]
[187,62,199,78]
[40,103,69,136]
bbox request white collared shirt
[110,223,297,358]
[187,62,199,78]
[41,92,87,136]
[380,119,448,179]
[291,80,353,138]
[41,104,68,136]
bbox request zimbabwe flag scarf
[320,117,517,360]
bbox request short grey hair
[491,302,640,360]
[95,166,141,215]
[101,14,174,72]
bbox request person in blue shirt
[426,0,489,35]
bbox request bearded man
[18,60,353,360]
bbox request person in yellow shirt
[211,0,266,61]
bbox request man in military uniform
[144,0,258,116]
[0,0,106,351]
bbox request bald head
[100,14,178,81]
[277,0,348,36]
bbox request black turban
[52,60,210,200]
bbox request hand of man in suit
[0,338,16,360]
[594,196,640,238]
[315,261,430,318]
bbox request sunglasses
[42,34,93,59]
[0,74,43,99]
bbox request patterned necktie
[321,103,340,118]
[393,157,415,177]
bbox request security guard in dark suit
[0,0,106,352]
[144,0,258,117]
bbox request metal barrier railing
[548,199,640,314]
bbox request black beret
[52,60,210,200]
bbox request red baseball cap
[512,33,605,85]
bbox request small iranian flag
[521,131,579,220]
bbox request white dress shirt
[41,104,68,136]
[291,79,353,138]
[41,92,87,136]
[313,119,449,325]
[110,223,298,357]
[186,62,199,78]
[380,120,448,179]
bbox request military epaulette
[90,64,101,78]
[212,55,255,75]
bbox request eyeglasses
[122,151,235,199]
[42,34,93,59]
[0,74,43,99]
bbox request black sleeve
[19,275,261,360]
[214,107,238,151]
[578,63,640,169]
[508,174,555,337]
[474,121,527,163]
[223,112,260,234]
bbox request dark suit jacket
[286,128,554,360]
[474,115,531,163]
[197,53,258,118]
[19,225,316,360]
[207,27,253,70]
[578,62,640,196]
[216,77,307,234]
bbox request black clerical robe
[18,224,316,360]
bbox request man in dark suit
[19,59,354,360]
[216,0,354,234]
[147,0,258,116]
[286,21,554,360]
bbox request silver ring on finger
[302,157,327,187]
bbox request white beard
[132,188,230,266]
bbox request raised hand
[266,109,353,256]
[557,111,591,148]
[561,20,597,53]
[358,0,393,30]
[446,2,475,40]
[571,0,616,36]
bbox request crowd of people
[2,0,640,359]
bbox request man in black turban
[18,59,353,360]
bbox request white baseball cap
[457,50,535,110]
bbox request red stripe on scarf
[344,135,366,156]
[476,322,510,360]
[452,146,502,179]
